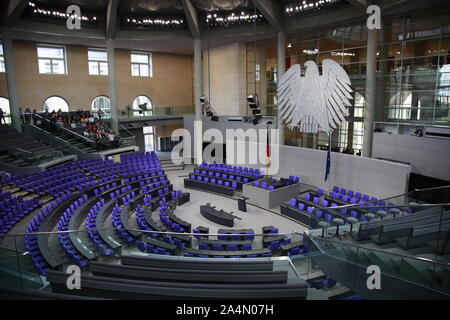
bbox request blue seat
[212,244,222,251]
[269,241,280,251]
[304,194,311,201]
[298,203,305,211]
[289,198,296,207]
[226,244,238,251]
[199,243,209,250]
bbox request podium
[237,196,249,212]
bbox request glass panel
[131,63,139,76]
[99,62,108,75]
[144,133,154,152]
[37,46,64,59]
[139,64,149,77]
[131,53,149,64]
[88,61,99,75]
[88,49,107,61]
[0,43,3,55]
[38,58,52,74]
[51,59,65,74]
[0,56,4,73]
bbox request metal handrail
[317,202,450,211]
[414,185,450,192]
[4,227,302,238]
[118,122,135,139]
[309,234,450,266]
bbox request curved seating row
[25,194,70,275]
[0,193,41,239]
[86,198,114,256]
[57,194,90,267]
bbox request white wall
[373,132,450,181]
[202,42,247,115]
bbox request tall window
[131,52,152,77]
[37,45,66,74]
[0,44,4,73]
[91,96,111,118]
[88,49,108,75]
[42,96,69,112]
[132,95,153,117]
[143,126,155,152]
[0,97,11,124]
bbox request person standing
[97,108,104,120]
[0,108,6,124]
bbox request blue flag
[325,137,331,181]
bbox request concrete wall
[373,132,450,181]
[202,42,247,115]
[0,40,194,111]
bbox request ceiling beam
[252,0,284,32]
[106,0,119,39]
[5,0,28,27]
[180,0,201,39]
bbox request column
[194,38,203,164]
[362,29,378,157]
[106,38,118,132]
[2,29,21,132]
[277,31,286,145]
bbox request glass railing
[0,228,305,291]
[2,222,449,299]
[117,106,194,119]
[307,234,450,298]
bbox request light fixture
[285,0,339,17]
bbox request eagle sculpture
[277,59,353,135]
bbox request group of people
[35,108,121,150]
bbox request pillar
[2,29,21,132]
[277,31,286,145]
[106,38,118,132]
[362,29,378,157]
[194,38,203,164]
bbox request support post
[362,28,378,157]
[277,31,286,146]
[194,38,203,164]
[2,29,21,131]
[106,38,118,132]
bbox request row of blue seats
[1,195,41,239]
[85,198,114,256]
[253,181,276,190]
[124,171,164,184]
[112,204,134,243]
[159,201,186,234]
[93,181,118,197]
[194,170,250,184]
[57,195,89,267]
[198,162,263,177]
[25,194,70,275]
[189,175,238,190]
[141,181,169,194]
[136,240,173,256]
[198,242,253,251]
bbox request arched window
[0,97,11,124]
[42,96,69,112]
[91,96,111,118]
[132,95,153,117]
